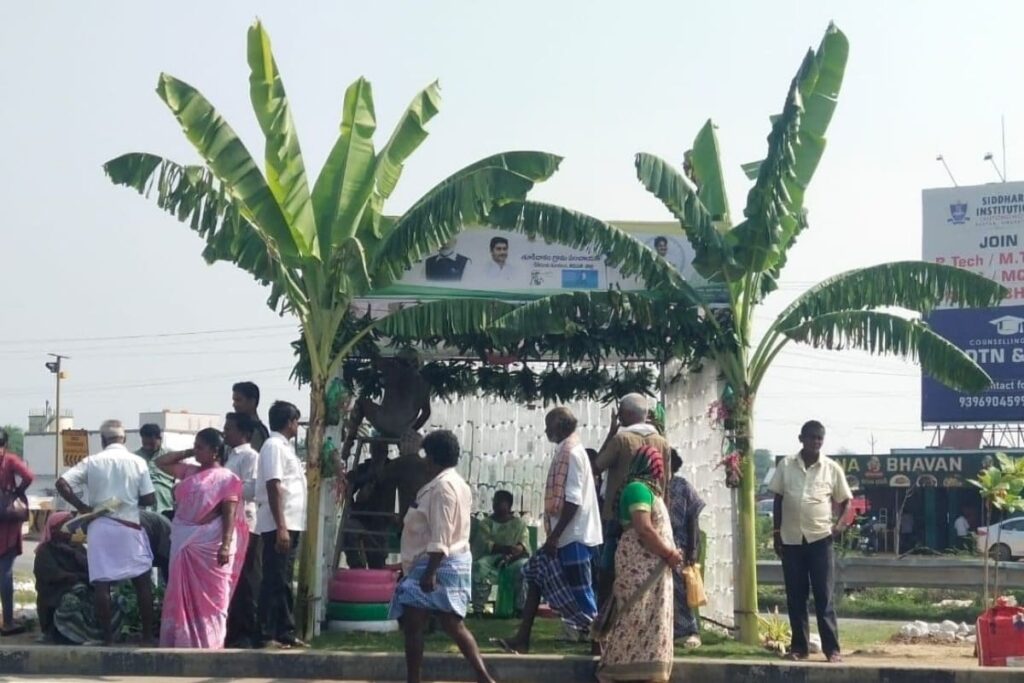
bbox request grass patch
[758,585,1019,624]
[313,617,888,659]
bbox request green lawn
[313,617,894,659]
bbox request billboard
[363,222,727,306]
[922,181,1024,423]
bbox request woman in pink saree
[155,428,248,648]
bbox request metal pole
[54,357,61,478]
[47,354,68,478]
[1002,115,1007,182]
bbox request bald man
[593,393,671,604]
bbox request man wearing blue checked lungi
[496,407,603,654]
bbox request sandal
[1,625,26,637]
[783,652,808,661]
[491,637,522,655]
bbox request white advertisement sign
[922,182,1024,307]
[922,182,1024,423]
[363,221,725,306]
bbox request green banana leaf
[731,23,849,283]
[781,310,992,393]
[634,152,738,282]
[311,77,377,248]
[774,261,1008,330]
[155,73,308,263]
[247,20,318,259]
[690,119,731,224]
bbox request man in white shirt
[483,236,519,282]
[223,412,262,648]
[56,419,157,645]
[954,506,972,551]
[255,401,307,648]
[769,420,852,664]
[500,407,602,654]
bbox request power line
[0,324,297,347]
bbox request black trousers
[258,530,300,643]
[781,536,840,656]
[226,532,263,646]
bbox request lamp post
[45,354,68,477]
[984,153,1006,182]
[936,155,958,187]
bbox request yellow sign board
[61,430,90,467]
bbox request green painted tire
[326,601,391,621]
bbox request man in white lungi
[56,419,157,644]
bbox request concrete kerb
[0,647,1019,682]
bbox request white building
[22,408,223,499]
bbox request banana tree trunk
[296,377,326,641]
[733,401,760,645]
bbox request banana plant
[103,20,576,639]
[486,23,1008,643]
[970,454,1024,607]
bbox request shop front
[831,450,1023,554]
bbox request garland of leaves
[291,295,734,405]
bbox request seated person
[34,512,87,642]
[34,512,130,644]
[139,509,171,586]
[470,490,530,615]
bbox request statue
[341,347,431,460]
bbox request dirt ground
[847,640,977,669]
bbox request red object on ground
[977,599,1024,667]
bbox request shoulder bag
[0,451,28,523]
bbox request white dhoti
[86,516,153,583]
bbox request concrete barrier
[0,646,1020,682]
[758,557,1024,590]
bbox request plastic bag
[682,563,707,608]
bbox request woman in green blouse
[597,446,683,683]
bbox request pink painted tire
[328,578,396,603]
[332,568,398,585]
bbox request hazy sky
[3,1,1022,455]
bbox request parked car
[976,517,1024,560]
[756,498,774,518]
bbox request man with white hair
[56,419,157,645]
[594,393,671,603]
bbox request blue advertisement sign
[922,305,1024,423]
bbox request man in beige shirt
[593,393,670,604]
[769,420,852,664]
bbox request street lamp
[936,155,958,187]
[45,354,68,477]
[984,153,1006,182]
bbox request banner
[922,182,1024,423]
[831,452,995,491]
[365,222,726,304]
